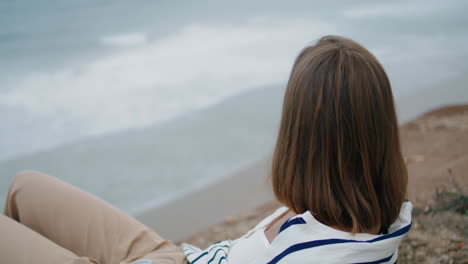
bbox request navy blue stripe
[278,217,306,234]
[189,245,230,264]
[190,252,208,264]
[353,252,394,264]
[208,245,230,251]
[206,248,228,264]
[217,256,227,264]
[366,223,411,243]
[267,223,411,264]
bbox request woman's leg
[4,171,187,264]
[0,213,96,264]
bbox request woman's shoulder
[257,201,413,263]
[251,206,289,231]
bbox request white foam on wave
[342,0,458,18]
[100,32,148,47]
[2,0,467,160]
[0,19,334,139]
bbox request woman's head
[271,35,407,233]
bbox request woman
[0,36,411,264]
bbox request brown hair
[271,35,407,233]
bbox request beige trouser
[0,171,188,264]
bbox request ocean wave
[0,19,333,141]
[100,32,148,47]
[342,0,458,18]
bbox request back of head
[271,35,408,233]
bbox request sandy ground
[135,159,275,241]
[181,104,468,263]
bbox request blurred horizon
[0,0,467,214]
[1,0,468,161]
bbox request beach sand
[173,104,467,263]
[135,159,275,241]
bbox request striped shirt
[182,201,412,264]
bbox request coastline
[134,71,468,242]
[135,159,275,241]
[180,104,468,263]
[1,71,467,217]
[0,83,466,262]
[135,103,468,243]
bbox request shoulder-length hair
[271,35,408,233]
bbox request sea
[1,0,467,214]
